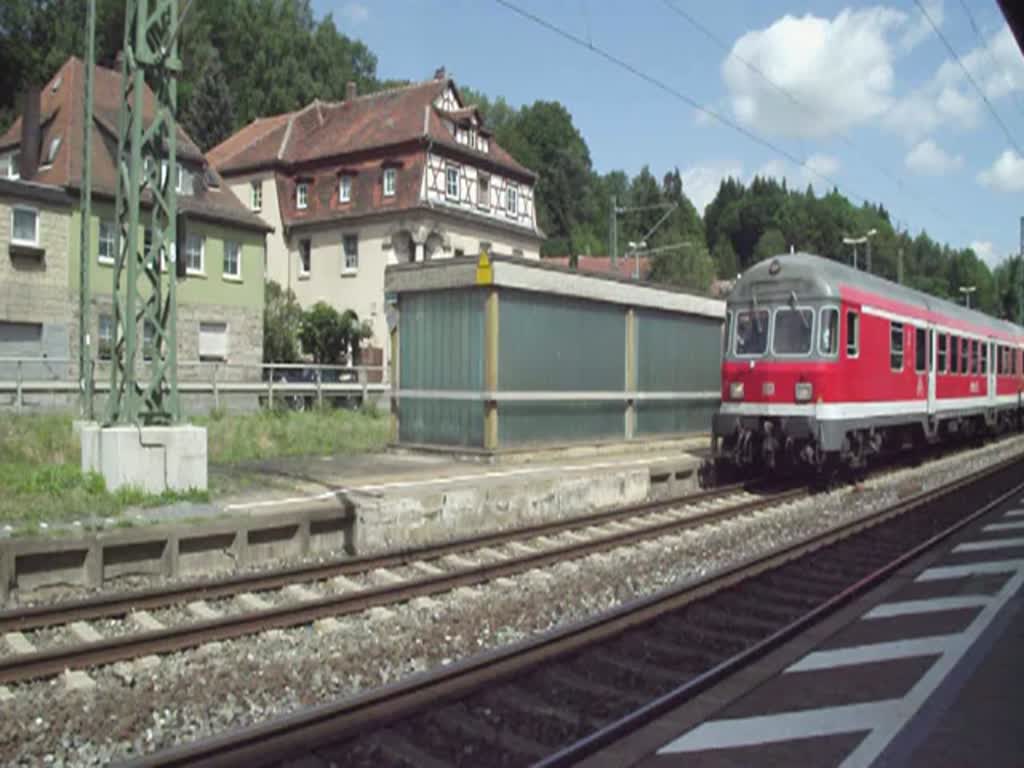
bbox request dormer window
[339,175,352,203]
[383,168,396,197]
[296,182,308,210]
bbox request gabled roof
[207,76,535,181]
[0,57,268,232]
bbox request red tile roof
[207,77,534,181]
[0,57,267,232]
[545,255,652,280]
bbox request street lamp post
[960,285,977,309]
[842,228,878,272]
[627,240,647,281]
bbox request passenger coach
[708,252,1024,481]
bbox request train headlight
[795,381,813,402]
[729,381,745,400]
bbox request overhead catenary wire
[492,0,870,205]
[914,0,1024,157]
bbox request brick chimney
[18,87,41,180]
[345,81,357,100]
[433,66,446,80]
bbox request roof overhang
[999,0,1024,57]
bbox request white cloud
[341,2,369,24]
[904,139,963,175]
[977,149,1024,192]
[936,24,1024,101]
[899,0,943,52]
[722,8,910,139]
[680,163,744,214]
[969,240,999,267]
[803,153,840,181]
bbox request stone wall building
[207,69,544,367]
[0,57,270,395]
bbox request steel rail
[0,486,802,686]
[0,483,745,634]
[120,453,1024,768]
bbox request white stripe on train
[720,395,1023,420]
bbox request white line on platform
[985,521,1024,532]
[863,596,991,619]
[955,538,1024,552]
[1004,510,1024,518]
[916,560,1024,581]
[785,636,954,673]
[222,453,689,511]
[658,701,901,753]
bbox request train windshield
[773,308,814,355]
[734,309,769,356]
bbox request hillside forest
[3,0,1021,319]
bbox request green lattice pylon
[106,0,182,425]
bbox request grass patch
[0,407,388,530]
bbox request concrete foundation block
[62,669,96,692]
[81,423,207,494]
[4,632,35,655]
[69,621,103,644]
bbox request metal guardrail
[0,358,388,411]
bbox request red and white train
[708,252,1024,480]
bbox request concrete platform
[1,438,706,601]
[576,487,1024,768]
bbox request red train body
[709,253,1024,480]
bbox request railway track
[0,483,805,686]
[120,453,1024,768]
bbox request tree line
[4,0,1019,320]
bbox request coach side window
[820,308,839,356]
[890,322,904,371]
[981,342,988,375]
[950,335,959,375]
[962,338,970,374]
[915,327,927,373]
[846,311,859,358]
[971,340,979,374]
[937,334,947,373]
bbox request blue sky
[315,0,1024,265]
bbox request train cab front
[707,255,841,483]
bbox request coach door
[927,328,937,417]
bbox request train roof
[730,252,1023,339]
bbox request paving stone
[410,561,444,576]
[236,592,272,612]
[130,611,165,633]
[62,669,96,692]
[330,575,363,593]
[187,601,221,621]
[4,632,35,655]
[368,568,404,586]
[282,584,320,603]
[69,621,103,644]
[314,617,342,634]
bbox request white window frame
[445,164,459,200]
[339,175,352,203]
[342,234,359,275]
[383,168,396,197]
[223,240,242,280]
[298,238,311,278]
[185,233,205,275]
[770,306,816,358]
[818,307,839,358]
[296,182,309,210]
[97,218,116,264]
[477,172,490,209]
[506,184,518,216]
[11,206,39,246]
[251,180,262,211]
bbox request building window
[339,175,352,203]
[890,321,904,371]
[198,321,228,362]
[185,233,204,274]
[223,240,241,279]
[343,234,359,273]
[383,168,396,197]
[446,165,459,199]
[455,248,465,258]
[98,314,113,360]
[477,173,490,208]
[142,319,156,361]
[298,238,311,277]
[43,136,61,166]
[176,166,191,196]
[11,207,38,246]
[251,181,262,211]
[97,219,115,263]
[2,151,20,180]
[506,184,518,216]
[296,182,308,210]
